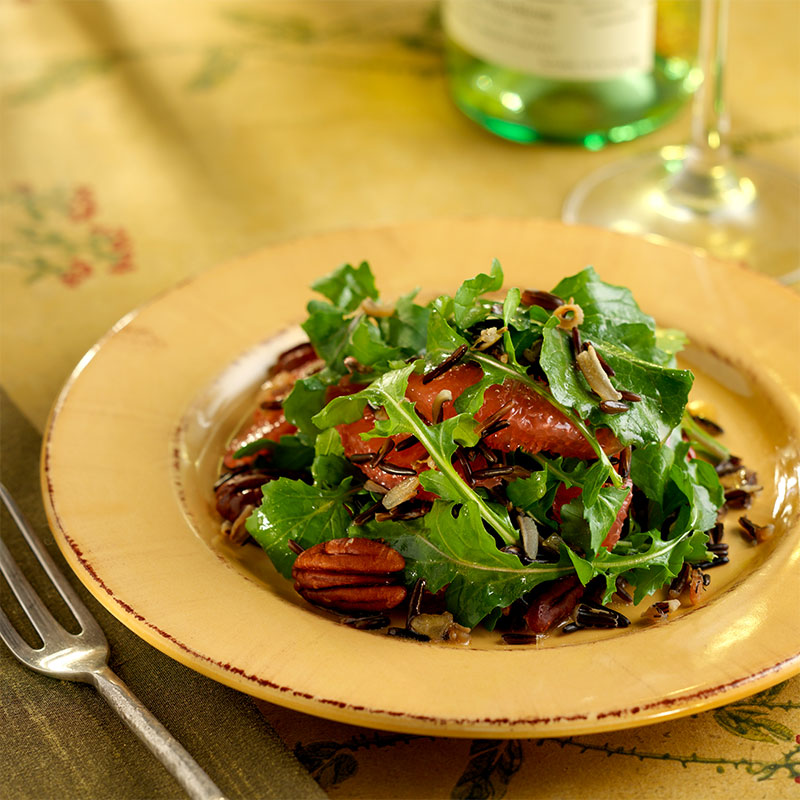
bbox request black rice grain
[422,344,468,384]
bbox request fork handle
[90,665,227,800]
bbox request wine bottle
[443,0,700,148]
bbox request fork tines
[0,483,107,675]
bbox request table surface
[1,1,799,798]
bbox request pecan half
[215,470,273,521]
[292,537,407,612]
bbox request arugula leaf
[629,439,722,545]
[301,263,429,377]
[656,327,688,362]
[529,453,591,487]
[348,315,405,366]
[360,502,573,628]
[453,259,504,328]
[246,478,354,578]
[630,440,676,503]
[580,460,614,507]
[539,267,694,445]
[500,287,523,366]
[282,374,328,443]
[233,434,314,471]
[667,442,724,535]
[242,259,724,633]
[559,483,630,556]
[682,411,731,463]
[590,344,693,444]
[551,266,665,364]
[311,261,377,313]
[300,301,355,372]
[378,289,429,354]
[540,315,693,446]
[505,466,562,532]
[620,530,710,603]
[567,529,708,603]
[425,306,469,367]
[505,471,548,510]
[311,428,351,487]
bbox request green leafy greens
[242,260,722,631]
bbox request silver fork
[0,483,228,800]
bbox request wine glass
[562,0,800,285]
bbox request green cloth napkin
[0,388,327,800]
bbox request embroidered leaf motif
[713,681,798,744]
[451,740,523,799]
[293,741,358,789]
[9,55,121,104]
[713,708,795,743]
[186,47,242,90]
[293,732,418,790]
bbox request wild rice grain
[502,632,540,645]
[371,438,395,467]
[343,615,391,630]
[589,344,615,376]
[599,400,630,414]
[476,403,513,436]
[571,326,582,356]
[471,465,515,480]
[378,462,418,476]
[619,390,642,403]
[739,515,774,544]
[520,289,564,310]
[395,435,420,452]
[353,500,384,526]
[613,576,634,604]
[387,627,429,641]
[480,420,511,439]
[617,446,632,479]
[348,453,376,465]
[422,344,468,384]
[668,563,690,598]
[691,414,725,436]
[406,578,426,627]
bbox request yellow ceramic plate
[42,219,800,738]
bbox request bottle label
[443,0,655,81]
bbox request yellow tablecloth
[1,2,798,798]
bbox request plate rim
[40,217,800,738]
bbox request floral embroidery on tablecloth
[290,681,800,796]
[0,184,135,287]
[7,4,443,103]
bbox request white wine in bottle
[443,0,700,148]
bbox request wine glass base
[562,146,800,285]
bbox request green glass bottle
[443,0,701,149]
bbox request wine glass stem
[689,0,731,167]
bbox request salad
[213,261,764,644]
